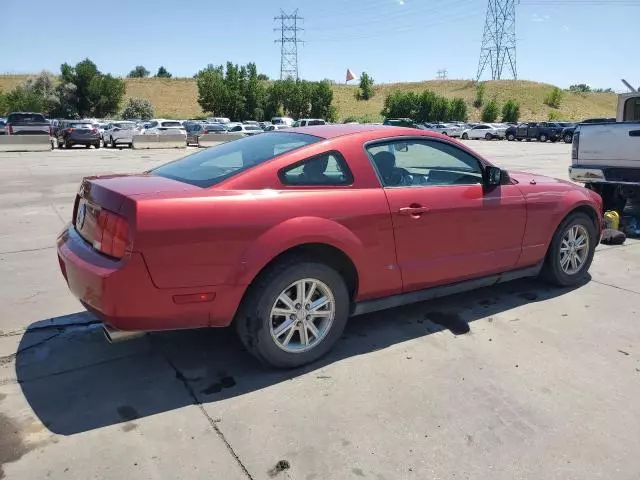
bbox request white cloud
[531,13,550,23]
[397,0,405,4]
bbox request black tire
[235,257,350,368]
[539,133,548,142]
[564,133,573,143]
[541,212,597,287]
[485,133,493,140]
[442,131,449,136]
[550,137,558,143]
[525,138,532,142]
[110,136,115,148]
[128,143,133,149]
[462,133,469,140]
[85,144,91,148]
[57,139,63,149]
[64,141,71,149]
[507,133,515,141]
[95,142,101,149]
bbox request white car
[271,116,294,127]
[207,117,231,124]
[292,118,326,127]
[143,119,187,137]
[102,121,137,148]
[264,124,289,131]
[228,124,263,135]
[427,123,463,137]
[461,123,506,140]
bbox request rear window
[7,113,46,123]
[161,121,182,127]
[245,125,262,131]
[113,122,135,129]
[151,132,321,188]
[71,123,93,128]
[308,120,325,126]
[204,124,225,131]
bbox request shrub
[544,87,563,108]
[569,84,590,93]
[121,98,154,120]
[501,99,520,123]
[473,82,486,108]
[448,98,468,122]
[128,66,150,78]
[481,99,499,122]
[155,66,172,78]
[357,72,375,100]
[547,109,562,121]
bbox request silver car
[426,122,463,137]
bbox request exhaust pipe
[102,325,145,343]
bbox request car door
[366,138,526,292]
[472,126,486,139]
[528,123,540,139]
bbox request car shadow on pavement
[16,276,588,436]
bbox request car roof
[285,124,442,140]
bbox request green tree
[88,74,126,118]
[473,82,486,108]
[545,87,563,108]
[242,63,265,120]
[416,89,437,122]
[196,64,229,115]
[121,98,154,120]
[569,84,590,93]
[357,72,375,100]
[432,96,450,121]
[481,99,500,122]
[0,90,7,115]
[310,80,336,120]
[501,99,520,122]
[128,66,150,78]
[4,85,46,112]
[257,73,269,81]
[448,98,468,121]
[381,91,420,120]
[155,66,172,78]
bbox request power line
[274,10,303,80]
[477,0,518,81]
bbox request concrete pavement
[1,142,639,479]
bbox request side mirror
[485,166,509,186]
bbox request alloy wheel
[559,225,589,275]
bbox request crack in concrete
[0,246,56,255]
[591,279,640,296]
[149,336,255,480]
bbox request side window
[366,140,483,188]
[624,97,640,121]
[279,151,354,186]
[231,125,242,132]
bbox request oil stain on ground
[0,413,39,479]
[426,312,471,335]
[116,405,139,422]
[268,459,291,477]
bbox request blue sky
[3,0,638,90]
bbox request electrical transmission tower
[436,69,448,80]
[476,0,517,81]
[274,9,303,80]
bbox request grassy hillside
[0,75,617,122]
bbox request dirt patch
[268,459,291,477]
[0,414,38,479]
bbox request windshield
[113,122,135,129]
[7,113,47,123]
[245,125,262,131]
[204,124,225,131]
[71,123,93,129]
[151,132,321,188]
[160,121,182,128]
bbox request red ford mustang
[57,125,602,367]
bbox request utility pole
[476,0,517,81]
[274,9,303,80]
[436,69,448,80]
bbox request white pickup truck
[569,85,640,211]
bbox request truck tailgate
[576,123,640,168]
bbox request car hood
[508,170,575,187]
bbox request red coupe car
[57,125,602,368]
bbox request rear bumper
[56,225,246,331]
[569,166,640,185]
[66,135,100,144]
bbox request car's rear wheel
[110,136,115,148]
[541,212,597,287]
[95,141,101,149]
[485,133,493,140]
[507,133,515,141]
[442,131,449,136]
[539,133,548,142]
[462,133,469,140]
[564,133,573,143]
[235,258,349,368]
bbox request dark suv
[56,120,101,149]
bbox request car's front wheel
[462,133,469,140]
[485,133,493,140]
[236,258,349,368]
[539,133,548,142]
[564,133,573,143]
[541,212,597,287]
[507,133,515,141]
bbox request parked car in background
[243,120,260,126]
[427,123,463,137]
[461,123,505,140]
[103,121,137,148]
[56,125,602,368]
[505,122,561,142]
[264,124,289,131]
[186,123,228,145]
[0,119,6,135]
[228,124,264,135]
[5,112,51,135]
[208,117,231,124]
[271,117,295,127]
[143,119,187,137]
[56,120,101,148]
[561,118,614,143]
[293,118,327,127]
[259,121,272,130]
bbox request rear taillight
[94,210,129,259]
[67,128,75,133]
[91,128,98,134]
[571,131,580,162]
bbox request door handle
[398,205,430,216]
